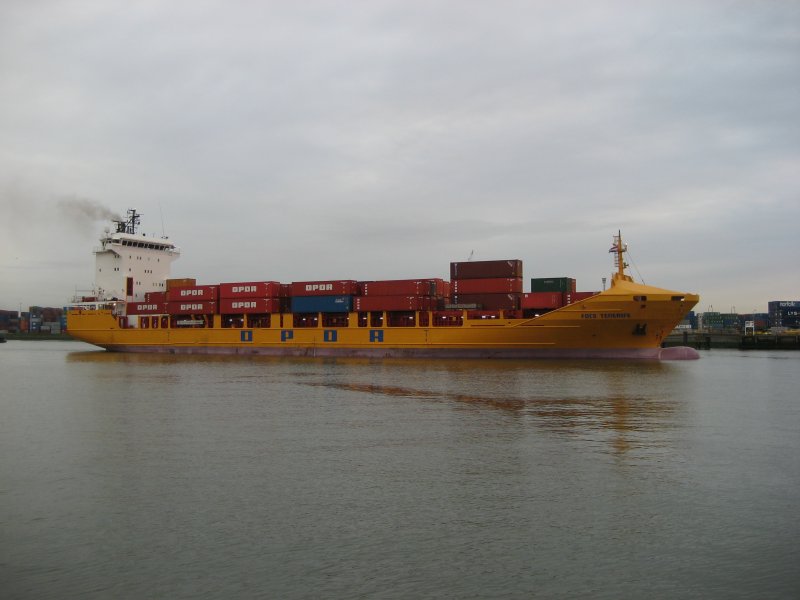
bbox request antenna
[159,203,166,238]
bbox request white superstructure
[94,209,180,301]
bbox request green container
[531,277,575,293]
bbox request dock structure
[663,331,800,350]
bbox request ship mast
[609,230,633,284]
[113,209,141,235]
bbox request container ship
[66,209,700,360]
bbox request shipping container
[166,285,219,302]
[359,279,447,297]
[219,281,280,299]
[144,291,166,303]
[450,259,523,280]
[768,300,800,329]
[165,278,196,290]
[521,292,564,309]
[291,280,358,297]
[291,295,353,313]
[451,293,520,310]
[127,302,167,315]
[564,291,599,305]
[219,298,279,314]
[452,277,523,294]
[166,300,217,315]
[531,277,576,293]
[354,295,435,312]
[279,283,292,298]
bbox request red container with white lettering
[166,285,219,302]
[127,302,167,315]
[452,277,523,294]
[521,292,564,309]
[219,282,280,299]
[219,298,279,314]
[166,300,217,315]
[291,280,358,297]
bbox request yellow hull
[67,279,700,360]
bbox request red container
[354,296,434,312]
[452,277,523,294]
[291,280,358,296]
[144,291,166,303]
[220,298,279,314]
[127,302,166,315]
[165,278,197,291]
[279,283,292,298]
[166,300,217,315]
[166,285,219,302]
[360,279,447,297]
[219,281,280,299]
[521,292,564,309]
[450,259,523,280]
[564,291,599,305]
[451,293,520,310]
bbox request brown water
[1,341,798,599]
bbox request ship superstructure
[93,209,180,301]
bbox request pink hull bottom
[99,345,701,360]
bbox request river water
[1,341,798,599]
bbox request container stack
[290,280,357,313]
[449,260,523,310]
[165,284,219,315]
[127,291,167,315]
[522,277,575,311]
[354,279,447,312]
[219,282,281,315]
[521,278,600,312]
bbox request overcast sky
[1,0,798,314]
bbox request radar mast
[113,209,141,235]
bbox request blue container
[291,295,352,313]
